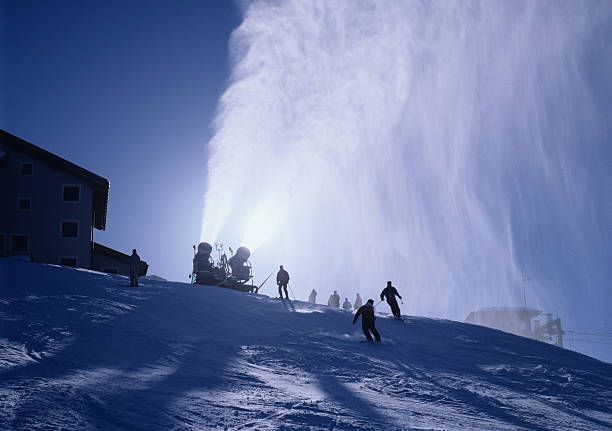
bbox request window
[0,234,4,251]
[102,267,118,275]
[19,163,33,175]
[17,198,31,210]
[62,185,80,202]
[60,221,79,238]
[11,235,29,252]
[59,257,77,268]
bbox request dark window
[11,235,28,252]
[0,234,4,251]
[63,185,80,202]
[18,198,31,210]
[60,257,77,267]
[61,221,79,238]
[103,268,118,274]
[20,163,33,175]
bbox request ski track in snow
[1,260,611,430]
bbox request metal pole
[522,268,530,308]
[288,284,297,300]
[256,272,273,293]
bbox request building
[0,129,147,276]
[465,306,565,347]
[92,242,147,276]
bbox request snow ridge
[1,260,611,430]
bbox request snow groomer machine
[191,242,258,292]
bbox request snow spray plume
[202,1,612,320]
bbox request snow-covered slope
[1,260,611,430]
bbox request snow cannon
[193,242,214,272]
[192,243,255,293]
[228,246,251,281]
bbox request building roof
[0,129,110,230]
[93,242,148,276]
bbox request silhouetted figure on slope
[353,293,363,310]
[328,290,340,308]
[380,281,402,319]
[353,299,381,342]
[129,249,140,287]
[343,298,352,310]
[308,289,317,304]
[277,265,290,299]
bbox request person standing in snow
[328,290,340,308]
[343,298,352,310]
[353,299,381,342]
[353,293,363,310]
[308,289,317,304]
[277,265,290,299]
[380,281,402,319]
[129,249,140,287]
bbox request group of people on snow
[352,281,403,343]
[306,289,364,312]
[276,264,403,343]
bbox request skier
[380,281,402,319]
[327,290,340,308]
[308,289,317,304]
[343,298,352,310]
[353,293,363,310]
[129,249,140,287]
[353,299,381,342]
[277,265,290,299]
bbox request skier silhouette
[129,249,140,287]
[276,265,290,299]
[308,289,317,304]
[380,281,402,319]
[353,299,381,342]
[343,298,352,310]
[327,290,340,308]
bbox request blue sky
[1,0,239,281]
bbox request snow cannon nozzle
[227,246,251,281]
[234,246,250,262]
[197,242,213,254]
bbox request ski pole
[256,272,273,293]
[288,284,297,300]
[375,300,384,307]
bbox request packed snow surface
[1,260,611,430]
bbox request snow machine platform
[191,270,256,293]
[191,243,257,293]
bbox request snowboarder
[353,293,363,310]
[343,298,352,310]
[327,290,340,308]
[353,299,381,342]
[308,289,317,304]
[129,249,140,287]
[380,281,402,319]
[277,265,290,299]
